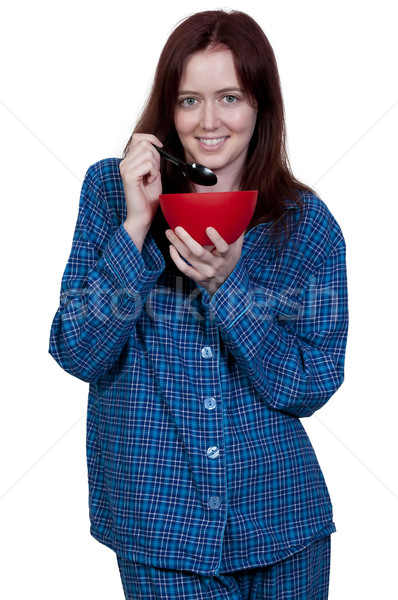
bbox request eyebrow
[177,87,243,95]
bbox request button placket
[198,331,224,519]
[201,345,218,412]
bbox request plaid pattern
[117,535,331,599]
[49,159,348,576]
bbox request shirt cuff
[99,224,165,297]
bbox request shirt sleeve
[203,206,348,418]
[49,163,165,383]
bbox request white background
[1,0,397,597]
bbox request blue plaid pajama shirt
[117,535,331,599]
[49,158,348,576]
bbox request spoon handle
[152,144,185,168]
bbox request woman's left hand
[166,226,245,296]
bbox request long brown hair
[124,10,314,231]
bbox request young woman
[49,10,348,600]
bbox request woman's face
[174,47,257,190]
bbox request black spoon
[152,144,218,186]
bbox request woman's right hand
[119,133,163,251]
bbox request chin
[197,156,229,171]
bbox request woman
[49,10,348,600]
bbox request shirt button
[201,346,214,359]
[206,446,220,459]
[208,496,221,509]
[204,397,217,410]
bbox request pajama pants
[116,535,331,600]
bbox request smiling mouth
[196,136,229,149]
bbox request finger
[121,147,161,187]
[165,228,187,253]
[165,230,192,263]
[169,227,208,259]
[130,133,163,149]
[205,227,229,254]
[168,245,202,281]
[122,137,161,170]
[123,159,159,188]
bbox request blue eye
[224,95,238,103]
[179,97,197,108]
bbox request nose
[200,102,220,131]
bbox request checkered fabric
[49,158,348,576]
[117,536,331,599]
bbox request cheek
[174,111,195,136]
[228,111,255,135]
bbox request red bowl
[159,190,258,245]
